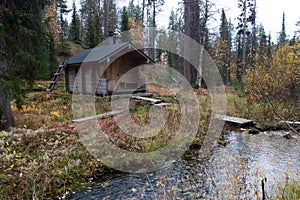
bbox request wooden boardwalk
[213,114,255,127]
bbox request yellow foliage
[11,104,35,113]
[50,111,60,118]
[244,41,300,101]
[244,40,300,121]
[128,17,145,46]
[10,104,17,112]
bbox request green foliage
[120,7,130,33]
[68,1,81,43]
[47,32,58,76]
[56,0,71,54]
[0,1,51,103]
[213,9,232,85]
[81,0,104,48]
[278,12,287,46]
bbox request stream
[67,131,300,199]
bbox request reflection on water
[67,131,300,199]
[206,131,300,199]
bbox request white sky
[157,0,300,40]
[68,0,300,41]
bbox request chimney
[108,31,117,45]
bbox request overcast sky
[157,0,300,41]
[69,0,300,41]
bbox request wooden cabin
[64,42,154,95]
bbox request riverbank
[0,82,299,199]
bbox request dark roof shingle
[66,42,152,65]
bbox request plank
[153,103,172,107]
[131,95,162,104]
[111,93,153,99]
[213,114,255,127]
[72,111,122,123]
[281,121,300,126]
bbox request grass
[225,88,300,129]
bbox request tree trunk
[152,0,156,61]
[183,0,200,84]
[0,61,15,130]
[142,0,145,25]
[242,0,247,76]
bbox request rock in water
[248,128,260,135]
[283,133,292,139]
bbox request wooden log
[72,111,122,123]
[281,121,300,126]
[111,93,153,99]
[153,103,172,107]
[131,95,162,104]
[212,114,255,127]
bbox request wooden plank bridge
[212,114,255,127]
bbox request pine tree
[69,1,81,43]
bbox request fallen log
[72,111,123,123]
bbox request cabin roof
[66,42,154,65]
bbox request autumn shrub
[244,41,300,122]
[12,87,72,129]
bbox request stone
[248,128,260,135]
[283,133,292,139]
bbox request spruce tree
[295,20,300,38]
[167,9,184,74]
[120,7,130,33]
[56,0,71,54]
[120,6,131,42]
[218,9,232,85]
[0,0,50,129]
[278,12,287,46]
[81,0,103,48]
[236,0,255,79]
[69,1,81,43]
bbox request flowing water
[67,131,300,199]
